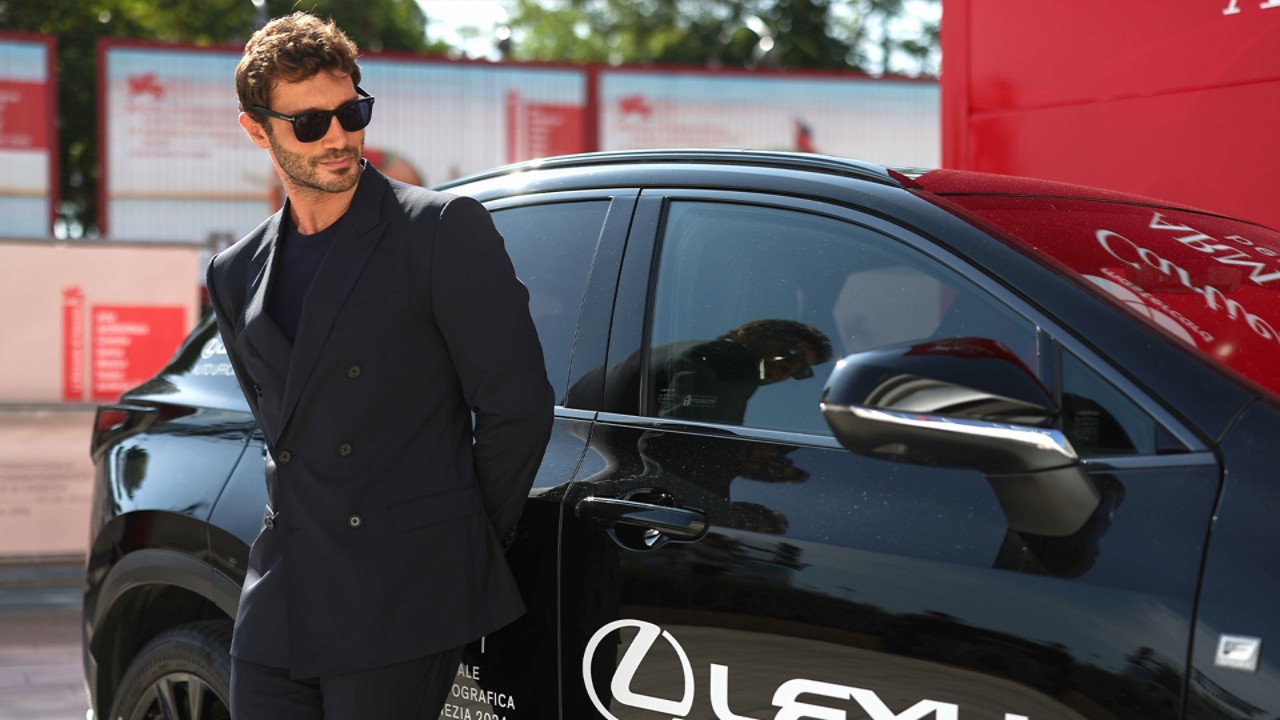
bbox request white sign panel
[600,70,939,168]
[102,43,587,243]
[104,45,264,243]
[0,34,56,239]
[103,43,937,243]
[358,58,586,187]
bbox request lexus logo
[583,619,694,719]
[582,619,1035,720]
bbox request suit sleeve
[431,195,555,547]
[206,254,269,444]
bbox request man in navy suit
[205,12,554,719]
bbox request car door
[558,189,1221,720]
[438,190,637,720]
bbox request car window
[491,201,607,399]
[645,200,1038,435]
[1060,349,1173,455]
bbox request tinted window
[646,201,1038,435]
[1061,349,1172,455]
[491,201,606,398]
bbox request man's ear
[239,112,272,149]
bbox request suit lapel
[241,210,292,381]
[278,165,391,434]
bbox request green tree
[0,0,444,237]
[501,0,938,74]
[762,0,856,70]
[841,0,941,76]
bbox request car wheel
[109,620,233,720]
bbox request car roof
[438,149,1254,223]
[435,148,907,192]
[914,168,1245,219]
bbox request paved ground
[0,564,88,720]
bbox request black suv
[86,150,1280,720]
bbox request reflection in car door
[559,190,1220,720]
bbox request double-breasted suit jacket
[205,163,554,679]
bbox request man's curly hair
[235,12,361,122]
[726,319,834,365]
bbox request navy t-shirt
[268,215,341,343]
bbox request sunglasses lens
[293,111,330,142]
[337,99,373,132]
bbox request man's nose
[319,114,350,146]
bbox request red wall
[942,1,1280,228]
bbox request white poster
[102,43,587,243]
[600,70,939,168]
[104,45,264,243]
[103,43,937,244]
[357,58,586,186]
[0,34,56,239]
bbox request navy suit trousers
[230,646,465,720]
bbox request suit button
[347,514,363,529]
[264,517,275,530]
[278,450,292,464]
[338,442,353,456]
[254,384,263,397]
[346,364,362,378]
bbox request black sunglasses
[769,346,814,379]
[252,87,375,143]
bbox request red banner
[506,89,586,163]
[61,287,85,401]
[943,0,1280,229]
[90,305,187,401]
[0,79,49,150]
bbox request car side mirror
[820,337,1100,537]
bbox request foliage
[0,0,441,236]
[501,0,940,75]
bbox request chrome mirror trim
[823,403,1078,464]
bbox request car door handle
[574,497,709,542]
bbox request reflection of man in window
[654,319,832,425]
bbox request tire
[108,620,233,720]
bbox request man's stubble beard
[267,128,363,197]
